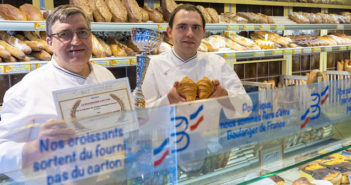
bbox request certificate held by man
[52,77,134,123]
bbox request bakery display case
[0,0,350,184]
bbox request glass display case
[0,79,350,185]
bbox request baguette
[0,45,12,61]
[24,31,53,54]
[24,40,44,51]
[0,32,32,54]
[0,40,26,60]
[4,55,16,63]
[106,0,128,22]
[91,0,105,22]
[97,38,112,57]
[196,5,212,23]
[31,50,52,61]
[19,3,44,21]
[119,43,136,56]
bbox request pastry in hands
[176,77,197,101]
[197,77,215,99]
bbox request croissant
[176,77,197,101]
[197,77,215,99]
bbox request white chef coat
[142,49,249,108]
[0,59,115,178]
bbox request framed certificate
[52,77,134,131]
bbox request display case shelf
[1,45,349,74]
[0,21,349,32]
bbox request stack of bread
[220,12,248,24]
[236,12,275,24]
[224,31,261,50]
[91,34,136,58]
[71,0,165,23]
[336,58,351,72]
[289,12,351,24]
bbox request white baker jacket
[142,49,253,172]
[0,59,115,177]
[142,49,250,109]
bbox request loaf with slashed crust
[19,3,44,21]
[122,0,142,22]
[0,4,26,21]
[161,0,177,22]
[144,6,164,23]
[106,0,128,22]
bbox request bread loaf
[14,34,25,41]
[91,34,106,58]
[119,43,136,56]
[106,0,127,22]
[31,50,52,61]
[141,8,150,22]
[97,38,112,57]
[19,3,44,21]
[0,45,12,61]
[24,40,44,51]
[122,0,142,22]
[144,6,164,23]
[72,0,94,21]
[206,8,219,23]
[161,0,177,21]
[0,40,26,60]
[0,31,32,54]
[4,55,16,63]
[95,0,112,22]
[90,0,105,22]
[127,38,140,53]
[196,5,212,23]
[0,4,27,21]
[24,31,52,54]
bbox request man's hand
[22,119,75,168]
[209,80,228,98]
[168,81,186,104]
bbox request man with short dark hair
[142,4,249,108]
[0,4,115,180]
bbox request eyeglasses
[50,29,91,42]
[175,24,203,34]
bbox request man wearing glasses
[0,5,115,182]
[142,4,248,107]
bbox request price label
[259,25,271,30]
[272,50,283,55]
[293,48,302,54]
[34,63,47,69]
[0,65,5,74]
[259,145,283,172]
[284,49,292,55]
[303,48,312,53]
[157,24,167,32]
[130,58,137,66]
[223,53,236,58]
[243,25,255,31]
[34,22,46,30]
[90,60,110,67]
[312,47,321,52]
[5,64,31,74]
[324,47,332,52]
[339,46,347,51]
[254,51,264,57]
[348,46,351,50]
[225,59,232,66]
[275,25,285,30]
[336,24,344,30]
[227,25,240,31]
[111,59,130,66]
